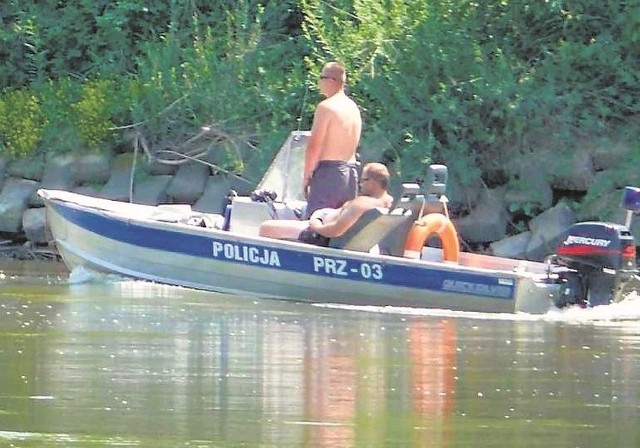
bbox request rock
[529,202,577,233]
[445,175,483,213]
[30,153,77,206]
[525,202,577,260]
[194,175,235,214]
[73,185,101,197]
[455,188,509,243]
[74,152,113,184]
[504,148,555,183]
[7,153,45,180]
[23,207,50,244]
[228,174,255,196]
[490,231,532,259]
[525,233,556,261]
[504,163,553,212]
[100,153,134,201]
[0,177,39,232]
[143,157,178,176]
[551,151,595,192]
[199,140,245,172]
[132,175,173,205]
[42,153,77,188]
[591,141,631,171]
[166,162,209,203]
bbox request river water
[1,260,639,447]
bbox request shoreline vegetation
[1,2,639,258]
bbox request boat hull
[41,190,557,314]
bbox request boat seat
[328,208,414,254]
[377,214,416,256]
[329,192,452,255]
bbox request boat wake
[316,290,640,324]
[66,265,640,324]
[542,290,640,324]
[67,266,127,285]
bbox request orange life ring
[404,213,460,262]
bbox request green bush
[36,78,83,154]
[72,79,118,150]
[0,88,46,158]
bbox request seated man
[259,162,393,245]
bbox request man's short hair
[323,61,346,84]
[363,162,390,189]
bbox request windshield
[256,131,309,202]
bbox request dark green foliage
[0,0,638,213]
[303,0,640,199]
[1,1,300,84]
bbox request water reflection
[1,278,459,446]
[1,264,639,447]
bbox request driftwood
[0,240,61,261]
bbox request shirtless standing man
[303,61,361,218]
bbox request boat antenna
[297,81,310,132]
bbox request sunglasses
[319,75,336,81]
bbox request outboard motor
[552,186,640,307]
[553,222,636,307]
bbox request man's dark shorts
[306,160,358,218]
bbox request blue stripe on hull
[51,201,516,301]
